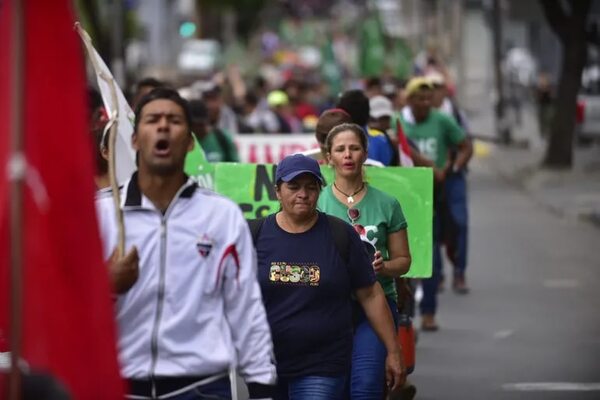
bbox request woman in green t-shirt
[317,122,411,400]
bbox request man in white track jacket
[97,88,276,400]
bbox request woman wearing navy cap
[250,154,405,400]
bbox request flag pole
[75,23,125,257]
[8,0,25,398]
[106,98,125,257]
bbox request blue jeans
[444,171,469,277]
[420,214,442,315]
[275,375,347,400]
[350,296,400,400]
[168,377,231,400]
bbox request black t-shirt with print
[256,212,376,378]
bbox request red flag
[396,122,414,167]
[0,1,124,398]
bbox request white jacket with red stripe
[96,173,276,386]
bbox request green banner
[213,164,432,278]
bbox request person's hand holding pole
[108,246,139,294]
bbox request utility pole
[492,0,511,143]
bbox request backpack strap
[325,215,350,265]
[247,217,266,247]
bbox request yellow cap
[267,90,289,107]
[405,77,434,97]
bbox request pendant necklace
[333,182,365,204]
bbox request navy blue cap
[275,154,324,184]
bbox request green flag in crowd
[321,33,343,98]
[358,15,385,77]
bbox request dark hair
[315,109,352,145]
[91,108,108,175]
[201,83,222,99]
[134,87,192,133]
[325,122,368,155]
[365,77,382,90]
[136,77,165,92]
[255,76,267,91]
[188,99,209,122]
[336,90,370,126]
[244,91,259,107]
[88,87,103,113]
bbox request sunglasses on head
[347,207,360,224]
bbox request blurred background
[77,0,600,156]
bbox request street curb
[485,147,600,230]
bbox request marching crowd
[90,61,473,399]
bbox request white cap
[369,95,394,119]
[426,71,446,86]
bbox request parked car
[576,62,600,143]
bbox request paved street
[411,155,600,399]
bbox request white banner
[76,24,136,185]
[235,134,321,163]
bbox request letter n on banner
[254,165,277,202]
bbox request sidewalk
[479,140,600,228]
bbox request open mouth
[154,139,170,156]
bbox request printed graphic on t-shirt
[415,138,437,162]
[352,224,378,261]
[269,262,320,286]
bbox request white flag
[76,24,136,184]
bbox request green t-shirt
[200,128,240,163]
[400,109,465,168]
[317,184,408,300]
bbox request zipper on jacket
[149,219,167,399]
[144,182,191,399]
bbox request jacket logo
[196,234,213,257]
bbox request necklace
[333,182,365,204]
